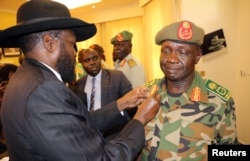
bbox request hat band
[17,17,66,25]
[168,39,201,47]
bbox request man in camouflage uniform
[111,30,146,88]
[140,20,238,161]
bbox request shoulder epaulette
[144,79,161,88]
[205,79,231,102]
[127,59,137,68]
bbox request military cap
[155,20,205,46]
[111,30,133,44]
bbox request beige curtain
[76,23,101,51]
[142,0,178,81]
[77,0,179,82]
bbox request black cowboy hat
[0,0,97,48]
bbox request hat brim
[0,17,96,48]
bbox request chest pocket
[181,120,215,143]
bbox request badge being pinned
[178,21,193,40]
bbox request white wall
[179,0,250,144]
[234,0,250,145]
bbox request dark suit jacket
[75,69,137,137]
[1,58,144,161]
[75,69,132,108]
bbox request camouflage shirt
[141,71,238,161]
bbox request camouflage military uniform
[141,71,238,161]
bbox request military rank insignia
[116,33,124,41]
[205,79,231,101]
[191,87,201,101]
[178,21,192,40]
[119,59,126,67]
[127,59,137,68]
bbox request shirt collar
[40,62,63,82]
[157,71,209,103]
[87,69,102,81]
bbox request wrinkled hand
[133,86,161,125]
[117,86,150,111]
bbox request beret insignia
[116,33,124,41]
[178,21,193,40]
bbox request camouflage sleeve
[215,97,239,145]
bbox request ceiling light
[52,0,102,9]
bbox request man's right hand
[133,86,161,125]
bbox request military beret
[111,30,133,44]
[155,20,205,46]
[89,44,104,55]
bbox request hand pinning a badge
[135,85,159,106]
[150,85,158,96]
[134,85,161,125]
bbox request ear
[195,48,202,64]
[42,34,56,53]
[129,42,132,48]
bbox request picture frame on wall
[1,48,21,57]
[201,29,227,56]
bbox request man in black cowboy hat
[0,0,161,161]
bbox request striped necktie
[90,77,96,111]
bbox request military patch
[178,21,192,40]
[116,33,124,41]
[119,59,126,67]
[205,79,231,102]
[191,87,201,101]
[127,59,137,68]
